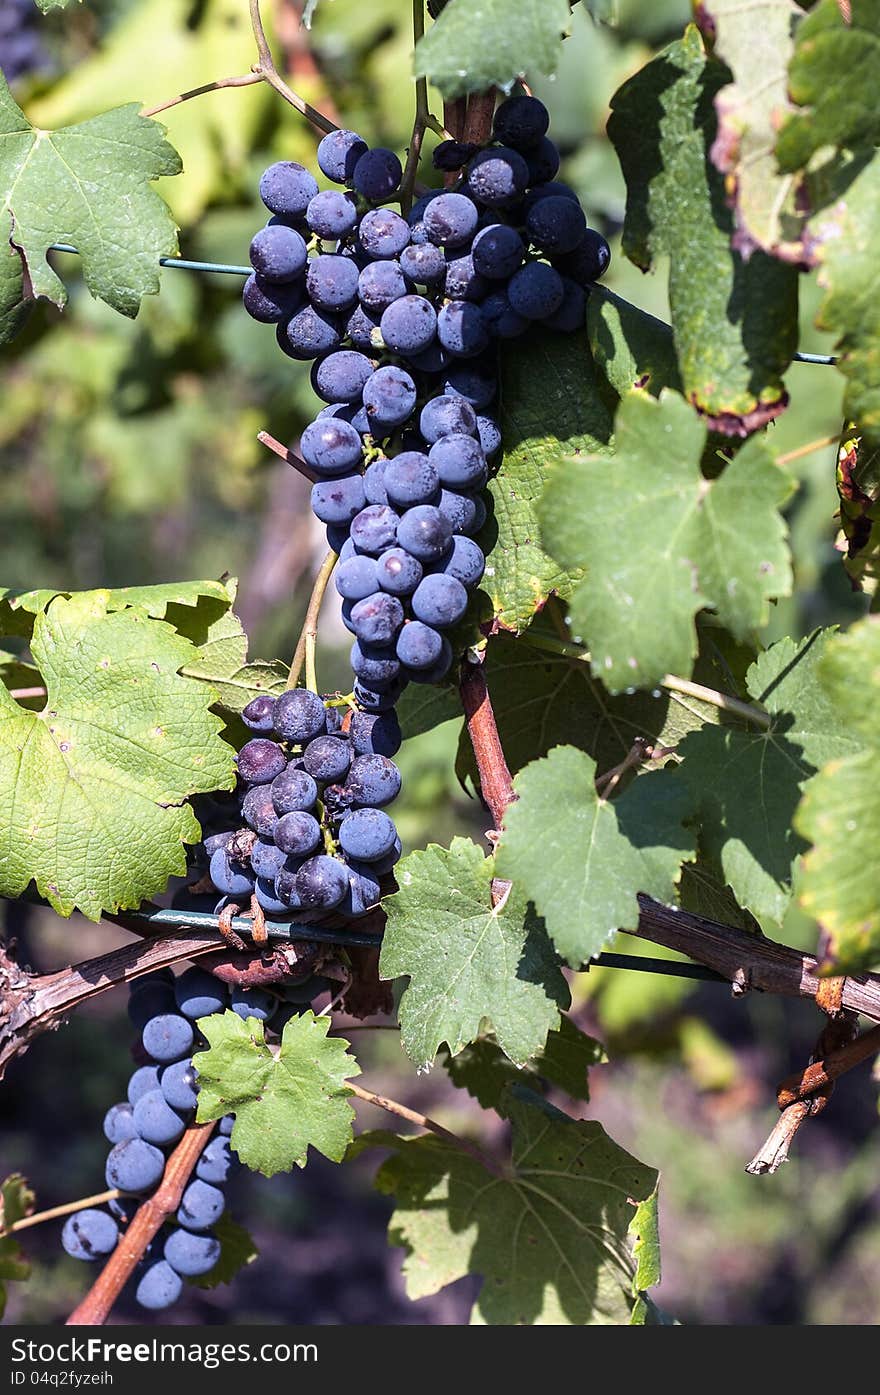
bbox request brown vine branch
[400,1,430,215]
[248,0,337,134]
[776,1021,880,1107]
[0,921,319,1080]
[141,72,264,119]
[257,430,319,483]
[349,1082,504,1177]
[286,547,339,692]
[66,1123,216,1326]
[459,656,515,830]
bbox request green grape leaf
[193,1010,360,1177]
[497,747,695,966]
[0,74,180,338]
[796,616,880,970]
[175,591,290,714]
[454,631,724,787]
[0,1174,34,1319]
[0,579,235,641]
[415,0,571,99]
[776,0,880,172]
[538,390,794,691]
[29,0,273,226]
[397,681,461,741]
[811,155,880,445]
[0,239,30,342]
[607,26,798,431]
[380,837,569,1069]
[697,0,805,260]
[367,1094,659,1325]
[485,328,614,634]
[0,593,233,920]
[188,1214,258,1291]
[443,1017,605,1111]
[587,288,682,401]
[679,630,861,924]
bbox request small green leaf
[0,74,180,337]
[776,0,880,172]
[188,1214,258,1290]
[380,837,569,1069]
[368,1094,659,1325]
[608,26,798,429]
[0,1174,34,1319]
[497,747,694,966]
[680,630,861,924]
[538,390,794,691]
[485,328,614,633]
[193,1010,360,1176]
[0,593,233,920]
[795,616,880,970]
[443,1017,604,1111]
[697,0,804,259]
[415,0,571,100]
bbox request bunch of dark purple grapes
[0,0,49,82]
[62,965,327,1311]
[225,94,608,922]
[206,688,402,919]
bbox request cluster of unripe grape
[61,965,327,1310]
[208,93,608,922]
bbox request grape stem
[349,1083,505,1177]
[400,1,430,216]
[257,429,319,483]
[139,2,339,132]
[0,1188,120,1238]
[776,434,839,467]
[65,1122,217,1326]
[286,548,339,693]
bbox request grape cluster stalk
[202,94,610,925]
[61,966,328,1311]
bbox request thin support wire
[45,243,840,364]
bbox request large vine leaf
[537,390,794,692]
[679,631,860,925]
[0,579,236,641]
[380,838,569,1070]
[497,748,695,966]
[696,0,804,260]
[484,328,614,633]
[796,617,880,970]
[0,593,233,920]
[0,74,180,339]
[0,1174,34,1320]
[30,0,273,225]
[193,1010,360,1177]
[775,0,880,173]
[365,1094,659,1325]
[443,1018,605,1112]
[415,0,571,99]
[607,25,798,432]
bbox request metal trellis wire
[46,244,840,367]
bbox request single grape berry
[177,1180,226,1233]
[136,1260,183,1311]
[362,366,417,433]
[428,434,487,489]
[338,807,397,862]
[275,810,322,857]
[296,855,349,910]
[240,785,278,838]
[358,207,411,259]
[382,453,440,509]
[349,709,402,758]
[230,986,278,1022]
[423,192,479,248]
[492,94,550,151]
[164,1229,221,1279]
[412,573,469,628]
[274,689,327,743]
[380,295,437,355]
[103,1102,137,1144]
[346,754,402,807]
[317,129,368,185]
[350,592,405,645]
[395,505,452,562]
[336,554,381,601]
[310,473,367,526]
[249,224,307,283]
[375,547,423,597]
[142,1014,194,1064]
[507,262,565,321]
[236,738,287,785]
[259,161,319,218]
[241,694,277,732]
[306,189,358,239]
[242,274,303,324]
[353,148,403,202]
[175,967,227,1020]
[465,147,530,207]
[132,1089,186,1147]
[306,254,360,313]
[62,1210,119,1262]
[437,300,490,358]
[106,1138,165,1194]
[358,260,408,314]
[312,350,374,405]
[195,1137,240,1187]
[350,503,401,557]
[271,763,319,813]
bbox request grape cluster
[210,95,608,922]
[61,966,326,1311]
[0,0,49,82]
[206,688,401,918]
